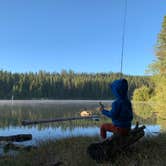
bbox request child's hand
[99,102,104,111]
[99,106,103,112]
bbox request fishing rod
[22,103,105,126]
[99,102,104,109]
[120,0,128,78]
[22,115,100,126]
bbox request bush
[132,86,152,101]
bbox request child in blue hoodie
[100,79,133,139]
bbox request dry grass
[0,133,166,166]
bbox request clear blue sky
[0,0,166,75]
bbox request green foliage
[148,16,166,74]
[133,86,153,101]
[150,75,166,103]
[0,70,150,99]
[147,16,166,103]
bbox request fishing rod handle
[99,102,104,109]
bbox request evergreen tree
[149,16,166,74]
[0,70,150,100]
[148,16,166,103]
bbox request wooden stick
[0,134,32,142]
[22,115,99,126]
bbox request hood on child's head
[109,79,128,99]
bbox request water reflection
[0,100,165,139]
[0,100,162,128]
[144,125,161,136]
[0,100,102,128]
[0,125,161,146]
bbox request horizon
[1,0,166,75]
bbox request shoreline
[0,99,113,105]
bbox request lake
[0,100,165,147]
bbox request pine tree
[149,16,166,74]
[148,16,166,103]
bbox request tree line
[0,70,151,100]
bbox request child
[100,79,133,139]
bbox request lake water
[0,100,165,147]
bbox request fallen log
[0,134,32,142]
[22,115,99,126]
[87,123,146,163]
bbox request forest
[0,70,151,100]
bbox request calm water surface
[0,100,164,146]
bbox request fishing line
[120,0,128,78]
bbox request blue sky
[0,0,166,75]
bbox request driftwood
[22,115,99,125]
[87,123,146,163]
[0,134,32,142]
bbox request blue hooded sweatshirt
[102,79,133,128]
